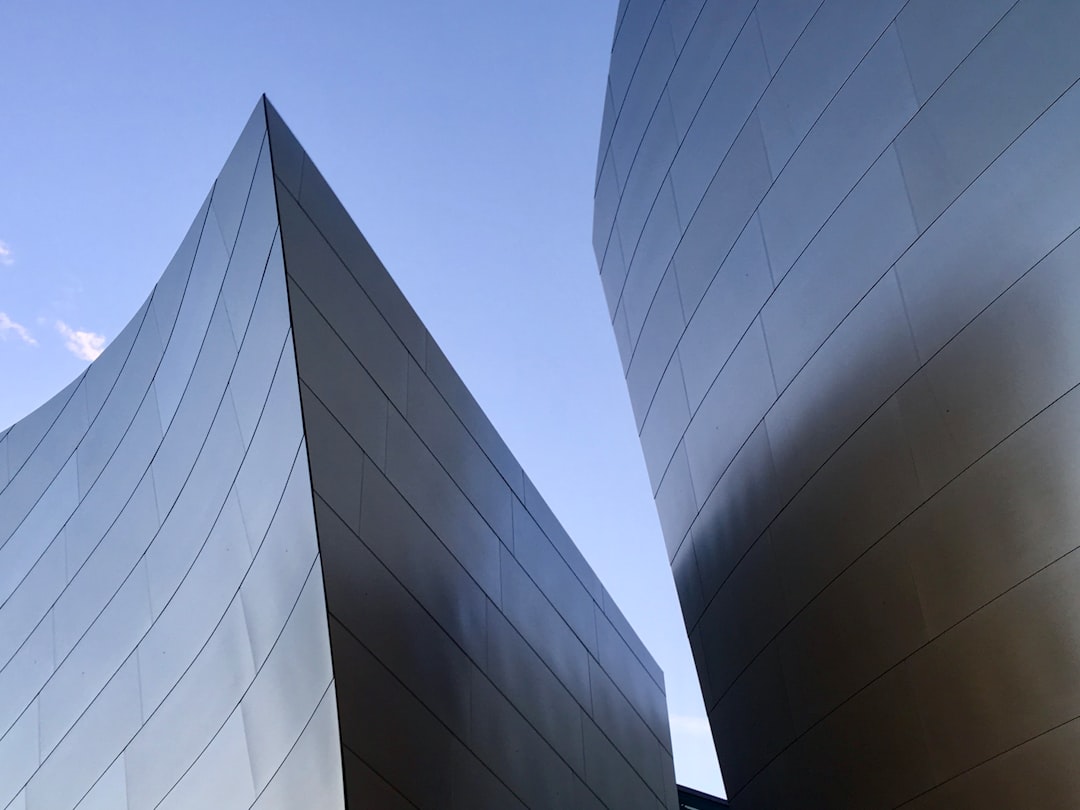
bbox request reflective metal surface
[0,98,677,809]
[596,1,1080,806]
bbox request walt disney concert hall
[0,98,679,810]
[595,0,1080,807]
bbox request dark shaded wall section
[596,0,1080,807]
[270,100,677,810]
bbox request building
[0,97,678,810]
[595,1,1080,807]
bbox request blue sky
[0,0,723,796]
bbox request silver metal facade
[595,1,1080,807]
[0,98,677,810]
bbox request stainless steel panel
[500,546,592,709]
[666,0,758,137]
[600,590,666,695]
[39,560,152,756]
[770,397,922,617]
[208,108,266,251]
[670,527,704,627]
[25,657,142,810]
[588,656,664,798]
[149,191,211,348]
[678,214,772,409]
[608,0,663,118]
[910,549,1080,781]
[755,0,905,170]
[153,205,230,429]
[238,454,319,667]
[229,235,289,447]
[757,27,918,283]
[761,148,918,391]
[754,0,822,74]
[697,530,787,703]
[777,529,927,735]
[903,385,1080,638]
[609,7,675,189]
[123,599,254,810]
[672,115,771,316]
[511,496,598,654]
[264,100,303,197]
[691,421,780,607]
[282,191,408,409]
[73,755,127,810]
[240,563,333,792]
[155,710,255,810]
[221,140,278,346]
[232,347,305,545]
[340,748,413,810]
[485,602,586,775]
[521,472,604,602]
[626,266,684,430]
[423,335,524,499]
[683,317,775,500]
[895,0,1017,104]
[0,702,38,809]
[137,491,251,714]
[0,456,77,606]
[146,397,246,616]
[914,227,1080,467]
[289,283,389,467]
[638,353,690,492]
[594,605,669,750]
[896,77,1080,359]
[582,714,663,810]
[600,223,629,319]
[447,737,531,809]
[902,718,1080,810]
[64,390,162,580]
[329,618,456,808]
[384,407,501,603]
[621,177,682,345]
[300,390,365,533]
[358,457,488,665]
[406,358,513,544]
[292,156,428,362]
[710,643,795,794]
[669,13,769,217]
[666,0,707,53]
[469,669,580,808]
[764,271,920,502]
[896,0,1080,230]
[250,685,344,810]
[653,440,696,559]
[0,538,63,678]
[319,499,474,738]
[0,619,52,752]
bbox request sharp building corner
[0,96,679,810]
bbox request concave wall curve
[0,97,679,810]
[595,1,1080,807]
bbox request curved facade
[595,2,1080,807]
[0,98,677,810]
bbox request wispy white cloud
[0,312,37,345]
[669,714,711,737]
[0,241,12,266]
[56,321,106,361]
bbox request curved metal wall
[596,1,1080,807]
[0,103,340,810]
[1,97,679,810]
